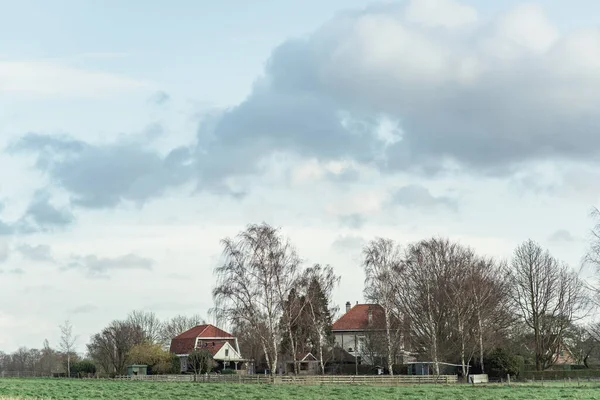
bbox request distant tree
[59,320,77,378]
[303,264,339,374]
[127,343,174,374]
[70,359,97,377]
[486,348,523,379]
[187,349,214,380]
[159,314,205,349]
[397,238,463,375]
[363,238,403,376]
[213,223,301,376]
[127,310,163,345]
[87,320,145,375]
[508,240,590,370]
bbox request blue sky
[1,0,600,353]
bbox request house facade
[332,302,413,366]
[169,324,247,373]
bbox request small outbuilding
[126,364,148,376]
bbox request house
[169,324,246,373]
[332,302,413,366]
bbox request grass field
[1,379,600,400]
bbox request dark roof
[332,304,386,331]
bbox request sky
[1,0,600,354]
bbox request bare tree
[212,223,302,376]
[127,310,163,344]
[303,264,340,374]
[444,246,478,377]
[87,320,145,375]
[187,349,214,381]
[469,257,513,373]
[508,239,590,370]
[59,320,77,377]
[160,314,205,348]
[397,238,461,376]
[363,238,403,375]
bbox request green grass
[1,379,600,400]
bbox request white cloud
[0,61,152,99]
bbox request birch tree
[469,257,512,373]
[212,223,301,376]
[363,238,403,375]
[59,320,77,377]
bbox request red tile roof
[332,304,386,331]
[198,341,226,356]
[169,324,234,354]
[173,324,233,339]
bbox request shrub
[485,348,523,378]
[220,369,236,374]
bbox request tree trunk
[67,354,71,378]
[384,309,394,376]
[459,321,467,377]
[288,328,298,375]
[476,306,484,373]
[272,336,278,376]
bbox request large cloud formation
[11,0,600,207]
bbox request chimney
[368,308,373,326]
[345,301,351,313]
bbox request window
[225,349,229,357]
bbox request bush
[485,348,523,379]
[220,369,236,375]
[70,359,97,378]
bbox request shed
[126,365,148,376]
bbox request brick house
[169,324,246,372]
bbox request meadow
[1,379,600,400]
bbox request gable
[213,342,243,360]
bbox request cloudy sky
[2,0,600,353]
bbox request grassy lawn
[1,379,600,400]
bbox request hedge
[520,369,600,380]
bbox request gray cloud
[332,235,366,252]
[16,244,54,262]
[339,213,367,229]
[10,1,600,209]
[548,229,576,243]
[392,184,456,210]
[196,1,600,178]
[0,268,24,275]
[21,190,74,229]
[65,253,153,278]
[11,133,193,209]
[69,304,98,314]
[0,241,8,263]
[149,91,170,105]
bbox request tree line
[0,312,205,377]
[2,218,600,378]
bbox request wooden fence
[114,374,458,385]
